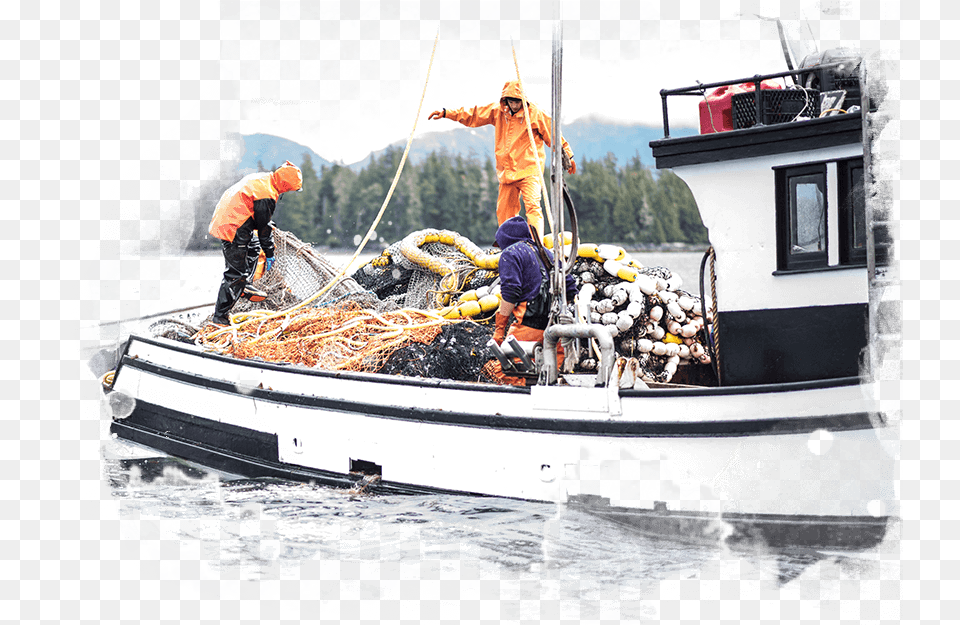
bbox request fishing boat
[100,43,897,551]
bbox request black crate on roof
[732,88,820,129]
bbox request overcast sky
[223,0,889,165]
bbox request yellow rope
[819,108,847,117]
[201,30,442,345]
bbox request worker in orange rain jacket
[428,80,576,239]
[207,160,303,325]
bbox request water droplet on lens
[107,391,136,418]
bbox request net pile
[377,321,494,381]
[186,229,501,378]
[194,302,450,372]
[354,239,498,310]
[168,227,714,386]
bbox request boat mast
[549,10,566,311]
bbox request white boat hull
[107,335,896,549]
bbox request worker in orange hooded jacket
[428,80,576,239]
[207,160,303,325]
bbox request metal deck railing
[657,62,857,138]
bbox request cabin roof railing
[658,61,854,139]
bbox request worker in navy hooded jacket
[489,217,577,384]
[428,80,576,239]
[207,160,303,325]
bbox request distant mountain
[348,126,497,171]
[238,134,333,175]
[561,116,698,168]
[348,116,697,171]
[239,118,698,177]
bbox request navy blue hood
[495,216,534,250]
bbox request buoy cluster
[569,243,711,384]
[356,229,712,384]
[440,284,502,319]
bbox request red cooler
[699,80,782,134]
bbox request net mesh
[353,240,498,310]
[231,229,383,313]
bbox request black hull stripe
[110,415,491,499]
[119,357,882,438]
[110,413,890,552]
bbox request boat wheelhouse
[651,63,872,387]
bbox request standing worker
[207,160,303,325]
[428,80,576,239]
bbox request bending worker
[488,216,577,385]
[428,80,576,239]
[207,160,303,325]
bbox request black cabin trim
[650,113,862,169]
[717,303,868,386]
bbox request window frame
[837,157,867,267]
[775,162,829,272]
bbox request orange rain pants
[497,176,544,239]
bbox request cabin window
[776,164,828,271]
[838,157,867,266]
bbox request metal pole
[550,13,566,311]
[660,90,671,138]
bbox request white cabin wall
[671,144,866,312]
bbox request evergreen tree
[565,154,620,243]
[199,146,709,250]
[658,170,709,243]
[273,152,320,243]
[611,154,656,244]
[316,163,356,247]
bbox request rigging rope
[200,29,442,347]
[510,41,555,239]
[708,246,721,385]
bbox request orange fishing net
[193,301,448,372]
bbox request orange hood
[500,80,528,106]
[271,160,303,194]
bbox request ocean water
[92,250,900,619]
[99,437,899,619]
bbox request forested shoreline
[188,146,709,251]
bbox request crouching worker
[485,216,577,386]
[207,160,303,326]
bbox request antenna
[754,15,797,85]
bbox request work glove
[264,256,275,272]
[427,109,446,120]
[492,312,510,346]
[563,152,577,175]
